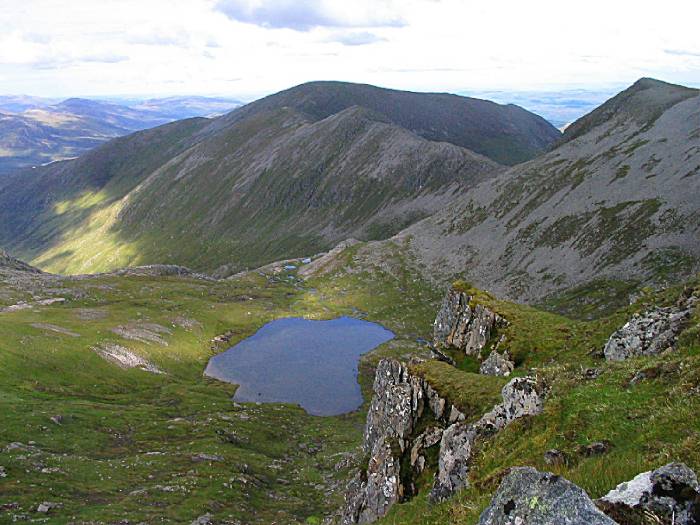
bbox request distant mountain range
[0,81,560,275]
[0,95,242,174]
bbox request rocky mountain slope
[0,96,241,175]
[0,81,561,275]
[362,78,700,308]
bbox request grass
[0,244,698,524]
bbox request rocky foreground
[340,283,699,524]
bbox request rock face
[597,462,700,525]
[430,376,545,502]
[478,467,617,525]
[342,357,545,523]
[479,350,514,377]
[433,288,506,357]
[342,359,453,524]
[604,296,696,361]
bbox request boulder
[478,467,616,525]
[433,288,506,357]
[544,449,566,466]
[596,462,700,525]
[604,296,696,361]
[479,350,514,377]
[36,501,62,514]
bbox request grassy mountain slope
[0,241,696,523]
[377,78,700,308]
[212,81,561,166]
[0,84,518,275]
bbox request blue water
[204,316,394,416]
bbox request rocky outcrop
[342,359,453,524]
[342,357,545,523]
[433,287,507,357]
[92,342,163,374]
[596,462,700,524]
[430,376,545,502]
[477,467,616,525]
[475,463,700,525]
[479,350,514,377]
[604,295,696,361]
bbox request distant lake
[204,316,395,416]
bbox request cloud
[33,53,129,70]
[126,29,191,47]
[665,49,700,58]
[215,0,405,31]
[327,31,386,46]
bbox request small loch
[204,316,395,416]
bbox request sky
[1,0,699,103]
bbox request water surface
[204,316,394,416]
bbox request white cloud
[214,0,405,31]
[0,0,698,99]
[325,31,386,46]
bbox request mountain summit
[215,81,560,165]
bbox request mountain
[0,96,241,175]
[366,78,700,308]
[213,81,561,166]
[0,95,61,113]
[0,81,560,275]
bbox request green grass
[0,243,698,524]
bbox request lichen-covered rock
[433,288,506,356]
[430,376,545,502]
[431,422,477,503]
[479,350,514,377]
[410,427,443,474]
[479,376,545,434]
[343,359,456,523]
[363,360,421,456]
[597,462,700,524]
[603,296,696,361]
[478,467,617,525]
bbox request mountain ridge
[0,80,562,275]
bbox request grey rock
[191,514,212,525]
[430,376,545,502]
[433,288,506,356]
[479,350,514,377]
[597,462,700,524]
[581,441,612,457]
[0,466,6,478]
[50,415,63,425]
[342,359,455,523]
[431,422,478,503]
[409,427,443,473]
[478,467,616,524]
[36,501,61,513]
[604,297,695,361]
[191,453,224,463]
[544,449,566,466]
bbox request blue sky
[1,0,699,106]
